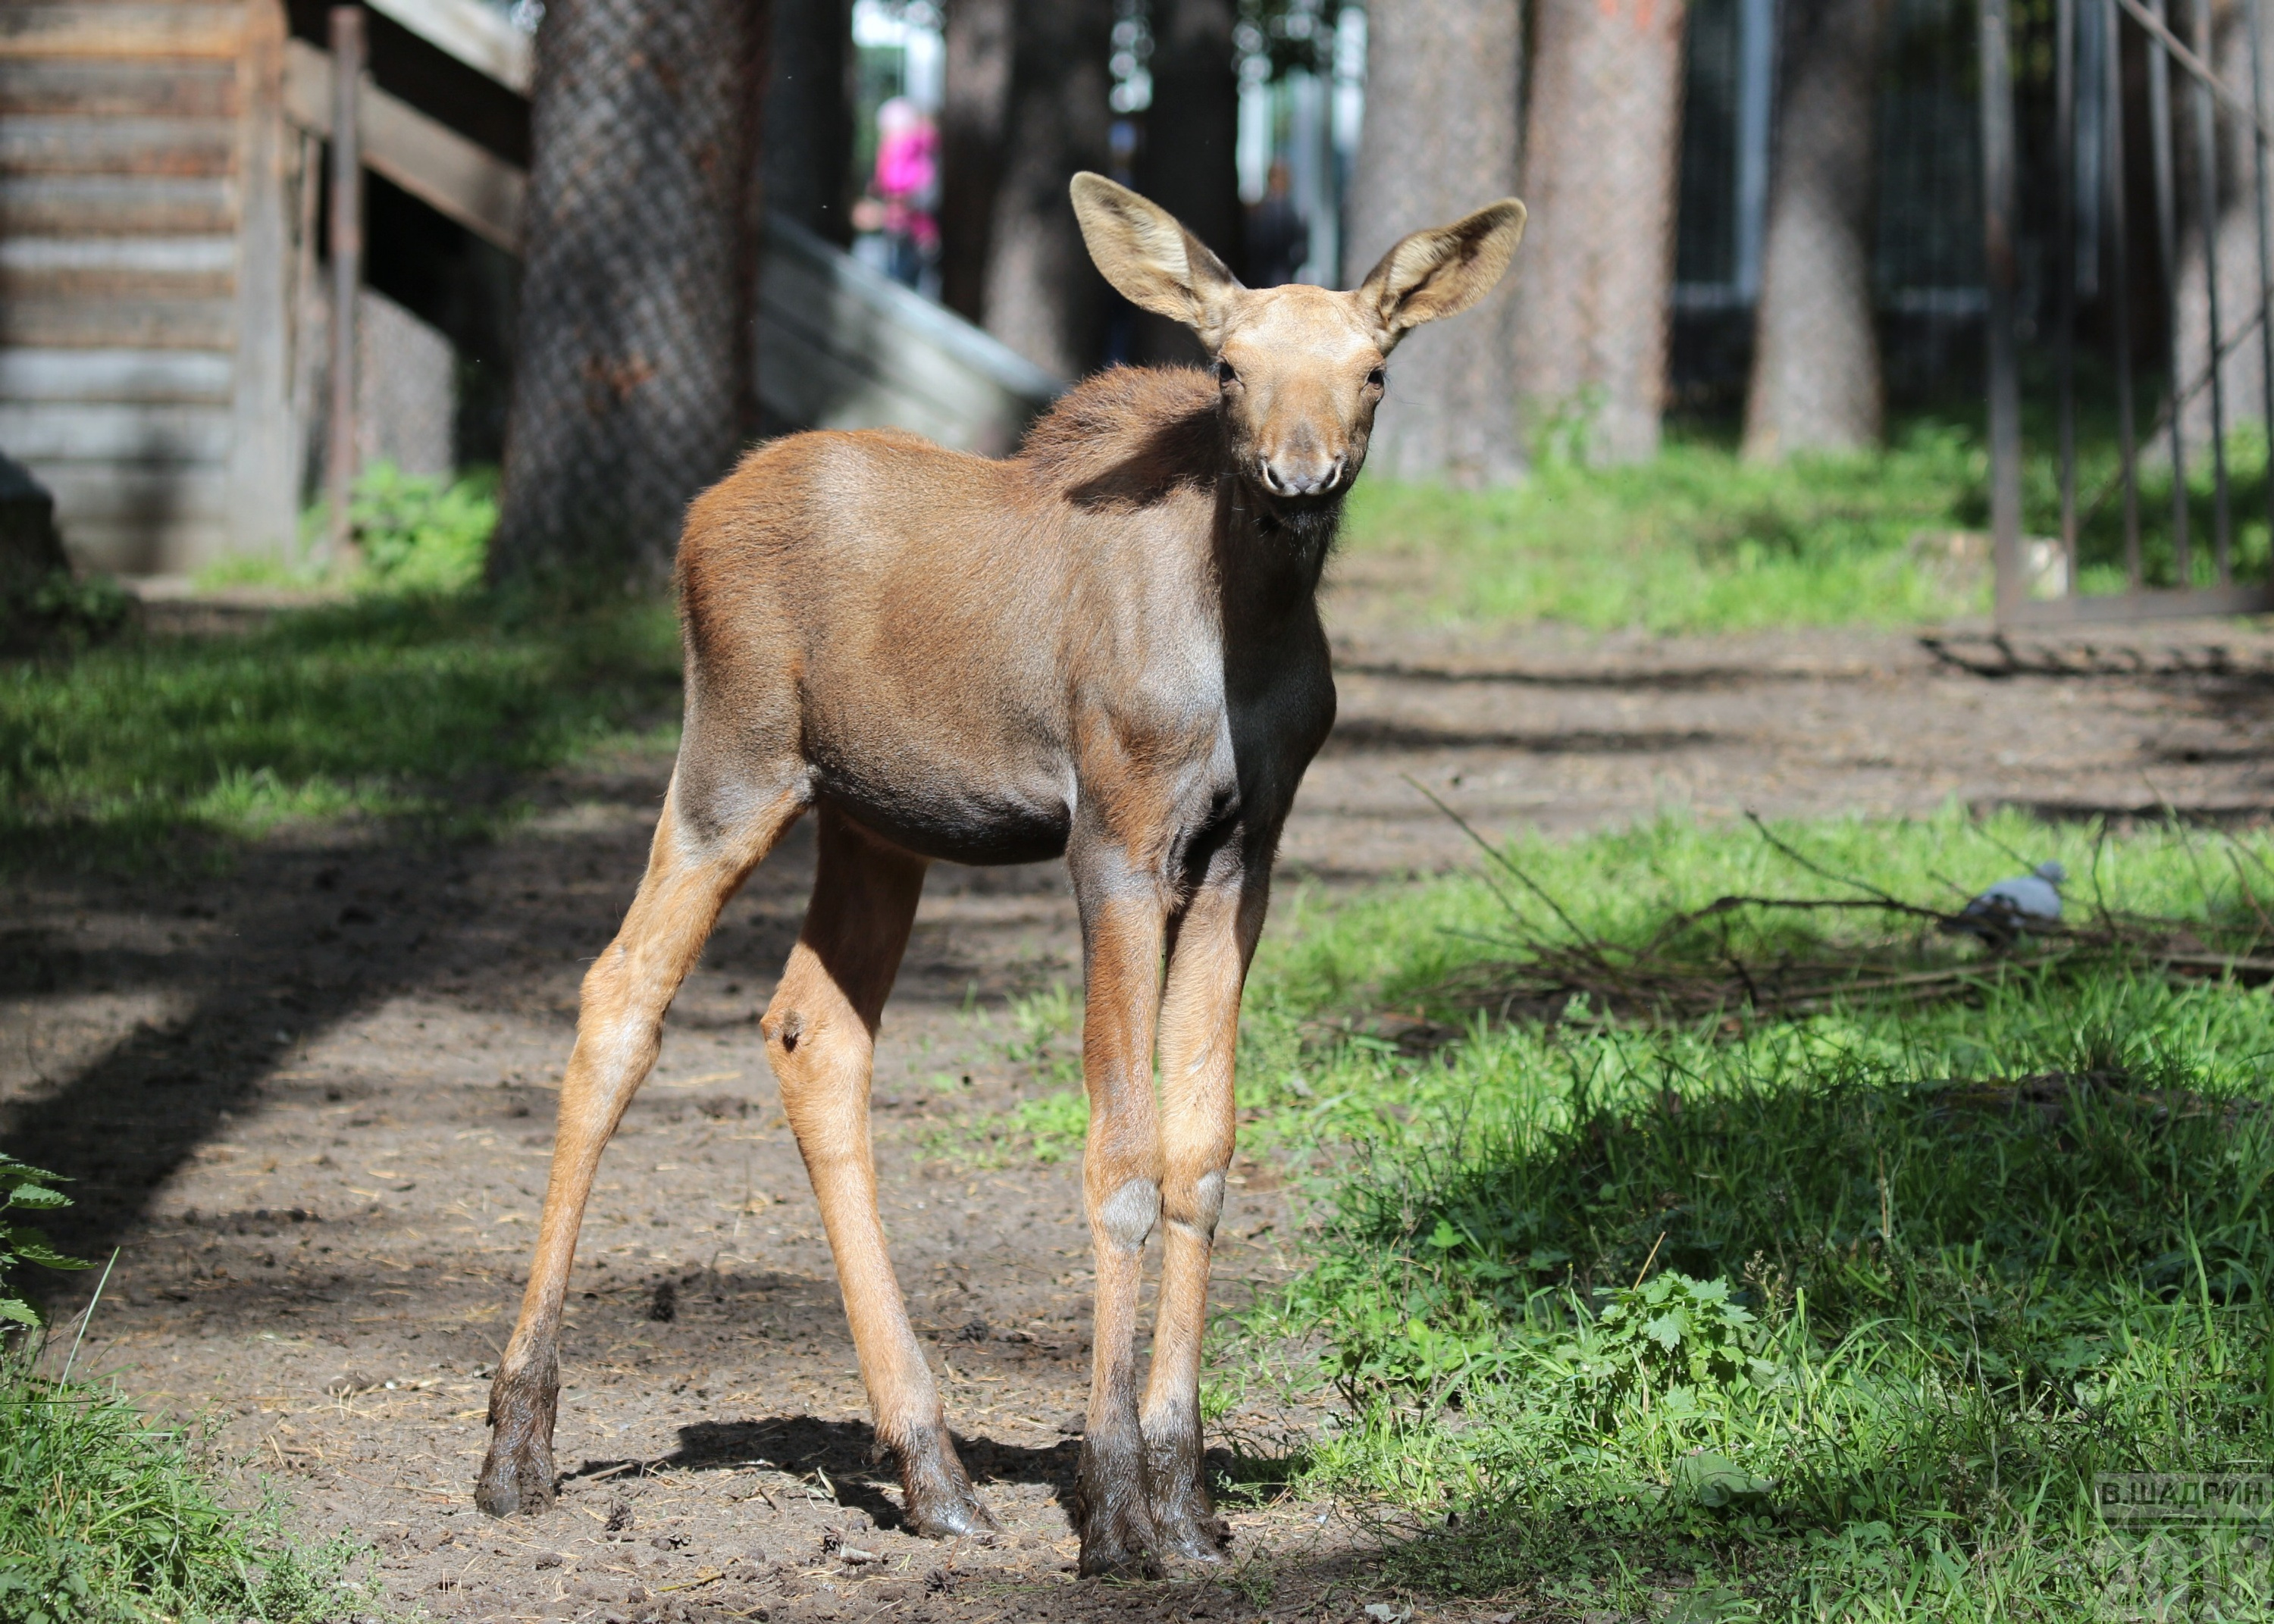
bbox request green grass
[1220,809,2274,1620]
[0,1350,366,1622]
[1338,424,1990,632]
[0,591,683,873]
[1339,417,2274,633]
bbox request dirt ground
[11,590,2274,1623]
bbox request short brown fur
[478,174,1525,1575]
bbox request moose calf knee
[1095,1178,1161,1252]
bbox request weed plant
[0,1350,366,1622]
[1224,809,2274,1619]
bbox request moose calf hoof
[896,1428,1000,1540]
[475,1369,559,1517]
[1151,1494,1232,1563]
[1074,1450,1163,1578]
[475,1435,557,1518]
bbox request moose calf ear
[1356,199,1527,350]
[1070,172,1244,346]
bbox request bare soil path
[10,599,2274,1623]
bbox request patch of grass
[0,1350,368,1622]
[1339,423,1987,632]
[923,986,1090,1166]
[0,591,682,873]
[1230,811,2274,1619]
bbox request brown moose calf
[477,172,1526,1576]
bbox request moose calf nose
[1259,453,1344,497]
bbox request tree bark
[1135,0,1242,365]
[941,0,1013,324]
[490,0,769,590]
[2175,0,2272,450]
[763,0,852,245]
[1345,0,1525,484]
[1511,0,1688,465]
[1743,0,1889,459]
[980,0,1114,377]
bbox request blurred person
[1245,160,1307,287]
[854,95,941,288]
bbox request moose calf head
[1070,172,1527,502]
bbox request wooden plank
[0,6,245,61]
[0,174,235,233]
[0,234,236,299]
[366,0,530,92]
[284,36,521,250]
[36,465,229,523]
[0,60,237,118]
[39,462,230,573]
[57,516,229,575]
[0,402,233,463]
[0,296,235,348]
[0,346,233,403]
[0,116,237,177]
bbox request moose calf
[478,173,1527,1576]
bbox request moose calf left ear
[1356,199,1527,351]
[1070,172,1245,348]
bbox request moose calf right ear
[1070,172,1245,348]
[1356,199,1527,350]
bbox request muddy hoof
[475,1435,557,1518]
[477,1364,559,1517]
[1152,1500,1231,1563]
[1073,1453,1162,1578]
[897,1428,1000,1540]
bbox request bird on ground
[1945,860,2066,943]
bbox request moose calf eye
[1366,367,1387,390]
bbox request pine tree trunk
[1135,0,1242,365]
[490,0,769,590]
[941,0,1013,324]
[764,0,852,245]
[1345,0,1524,484]
[2175,0,2272,451]
[1511,0,1688,465]
[980,0,1114,377]
[1743,0,1888,459]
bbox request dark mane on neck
[1016,366,1221,508]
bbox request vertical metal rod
[2058,0,2081,590]
[324,5,365,565]
[2110,0,2144,587]
[2191,0,2234,580]
[1983,0,2027,622]
[2249,0,2274,559]
[2148,0,2193,584]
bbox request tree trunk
[2175,0,2272,451]
[980,0,1114,377]
[1135,0,1242,365]
[941,0,1013,324]
[1511,0,1688,465]
[1345,0,1524,484]
[490,0,769,590]
[764,0,852,245]
[1743,0,1889,459]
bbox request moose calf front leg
[1072,874,1171,1577]
[1140,875,1261,1558]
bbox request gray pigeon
[1948,860,2066,941]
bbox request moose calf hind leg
[766,811,997,1538]
[478,785,798,1517]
